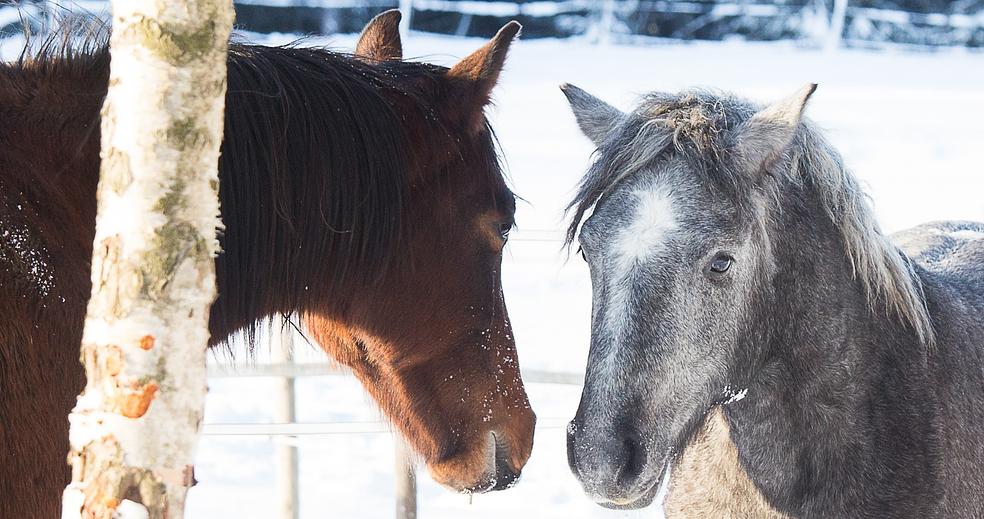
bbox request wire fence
[413,0,983,48]
[199,222,582,516]
[202,255,585,519]
[4,1,982,49]
[205,342,584,519]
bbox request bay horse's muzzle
[490,431,522,490]
[428,426,532,494]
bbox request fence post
[272,328,300,519]
[825,0,849,50]
[399,0,414,38]
[394,438,417,519]
[596,0,617,44]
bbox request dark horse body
[561,83,984,517]
[0,13,535,517]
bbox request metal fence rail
[11,1,982,49]
[202,416,575,436]
[207,362,583,385]
[411,0,591,16]
[205,346,583,519]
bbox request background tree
[61,1,234,518]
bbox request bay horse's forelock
[0,21,533,516]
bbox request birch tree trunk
[62,2,234,518]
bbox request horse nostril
[491,435,522,491]
[617,434,647,486]
[566,420,580,475]
[492,463,520,491]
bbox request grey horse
[561,83,984,518]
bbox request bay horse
[0,11,535,518]
[560,83,984,517]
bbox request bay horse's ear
[444,21,522,131]
[561,83,625,146]
[355,9,403,61]
[737,83,817,172]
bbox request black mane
[215,43,439,338]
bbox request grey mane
[566,89,935,346]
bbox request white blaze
[602,184,678,352]
[615,185,678,271]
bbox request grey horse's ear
[561,83,625,146]
[737,83,817,172]
[355,9,403,61]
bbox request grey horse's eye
[710,254,733,273]
[577,246,587,262]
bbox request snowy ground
[7,27,979,518]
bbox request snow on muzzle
[567,406,671,509]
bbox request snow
[114,500,150,519]
[722,386,749,405]
[0,216,55,298]
[2,27,972,518]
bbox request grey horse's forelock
[564,119,673,240]
[564,90,748,247]
[565,89,936,346]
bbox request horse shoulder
[664,408,790,519]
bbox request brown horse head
[301,13,535,493]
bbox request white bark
[62,2,234,518]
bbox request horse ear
[444,21,521,130]
[561,83,625,146]
[355,9,403,61]
[737,83,817,172]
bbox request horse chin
[427,431,523,494]
[593,461,673,511]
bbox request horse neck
[0,64,105,308]
[723,185,940,516]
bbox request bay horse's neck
[0,50,108,308]
[724,185,941,517]
[2,44,431,344]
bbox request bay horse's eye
[498,221,512,241]
[710,254,733,274]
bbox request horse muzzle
[428,430,527,494]
[566,416,669,509]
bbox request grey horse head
[560,83,935,509]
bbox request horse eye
[498,222,512,241]
[577,246,587,262]
[710,254,733,274]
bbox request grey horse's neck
[723,186,942,518]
